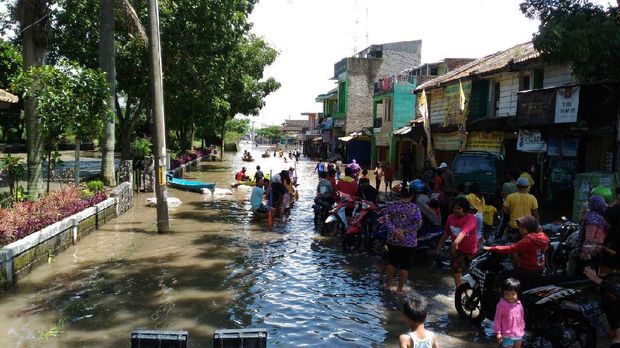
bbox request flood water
[0,143,495,347]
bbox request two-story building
[415,41,620,219]
[327,40,423,167]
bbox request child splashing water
[494,278,525,348]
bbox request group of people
[249,165,298,217]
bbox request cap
[516,177,530,187]
[438,162,448,169]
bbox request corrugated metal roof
[0,89,18,104]
[416,42,538,91]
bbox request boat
[261,153,271,158]
[167,174,216,193]
[231,180,255,188]
[242,156,254,162]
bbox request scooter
[312,196,333,231]
[322,192,353,237]
[342,200,382,252]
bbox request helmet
[410,179,425,193]
[591,185,613,203]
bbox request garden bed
[0,182,133,291]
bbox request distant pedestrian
[375,161,383,191]
[493,278,525,348]
[383,163,394,192]
[399,296,438,348]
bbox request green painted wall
[393,84,416,131]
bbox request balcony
[374,74,412,94]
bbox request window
[337,81,347,113]
[520,75,531,91]
[430,66,438,75]
[533,69,544,89]
[384,98,392,122]
[453,156,495,175]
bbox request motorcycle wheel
[455,283,484,325]
[342,234,362,251]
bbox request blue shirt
[251,186,265,211]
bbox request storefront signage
[555,86,580,123]
[547,137,579,157]
[333,119,345,128]
[434,131,463,151]
[466,131,504,155]
[517,129,547,152]
[516,89,555,126]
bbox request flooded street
[0,144,494,347]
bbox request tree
[225,118,250,135]
[0,40,22,89]
[16,0,52,199]
[99,0,116,186]
[256,126,282,143]
[521,0,620,82]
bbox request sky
[246,0,601,126]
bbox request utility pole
[147,0,169,232]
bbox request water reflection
[0,144,496,347]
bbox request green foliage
[0,39,22,89]
[256,126,282,143]
[521,0,620,82]
[0,154,24,197]
[10,60,110,146]
[226,118,250,135]
[86,180,104,192]
[131,137,152,159]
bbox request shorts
[501,336,522,347]
[386,244,415,270]
[451,250,475,273]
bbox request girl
[436,197,478,288]
[493,278,525,348]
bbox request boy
[399,296,438,348]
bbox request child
[483,204,497,241]
[399,296,438,348]
[493,278,525,348]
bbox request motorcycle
[321,192,353,237]
[312,196,333,231]
[342,200,387,253]
[455,251,599,347]
[544,217,582,277]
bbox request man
[358,177,378,203]
[235,167,248,181]
[503,177,539,241]
[316,171,334,202]
[254,165,264,183]
[438,162,455,193]
[250,179,271,213]
[270,173,288,216]
[314,161,326,178]
[336,167,358,207]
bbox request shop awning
[338,136,354,142]
[312,137,322,142]
[0,89,18,104]
[394,126,412,135]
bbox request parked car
[452,151,505,201]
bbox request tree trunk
[99,0,117,186]
[220,121,225,159]
[74,138,81,186]
[18,0,49,199]
[190,123,196,151]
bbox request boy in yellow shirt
[483,204,497,240]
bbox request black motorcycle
[455,251,599,347]
[312,196,332,231]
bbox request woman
[581,195,609,266]
[465,182,485,241]
[436,197,479,288]
[382,184,423,294]
[374,161,383,191]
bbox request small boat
[242,156,254,162]
[167,174,216,193]
[261,153,271,158]
[231,180,255,188]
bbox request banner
[547,137,579,157]
[418,90,437,167]
[466,131,504,155]
[517,129,547,152]
[443,80,471,130]
[434,131,463,151]
[555,86,580,123]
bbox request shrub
[86,180,105,192]
[0,187,108,246]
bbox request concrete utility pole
[147,0,169,232]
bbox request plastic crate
[213,328,267,348]
[131,330,188,348]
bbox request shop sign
[555,86,580,123]
[466,131,504,155]
[333,119,345,128]
[443,80,471,128]
[517,129,547,152]
[547,137,579,157]
[375,132,390,146]
[433,131,463,151]
[516,89,555,126]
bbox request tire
[455,283,484,325]
[343,233,362,251]
[321,220,342,237]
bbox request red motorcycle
[322,192,354,237]
[342,199,384,252]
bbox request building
[326,40,423,167]
[281,119,310,151]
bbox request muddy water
[0,144,495,347]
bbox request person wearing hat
[502,178,539,241]
[484,215,549,287]
[438,162,455,192]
